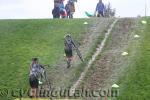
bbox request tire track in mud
[45,18,114,89]
[69,19,118,95]
[78,18,138,100]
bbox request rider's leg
[65,48,73,68]
[29,75,39,98]
[66,56,70,68]
[66,55,73,68]
[31,88,36,97]
[70,12,74,18]
[30,88,38,98]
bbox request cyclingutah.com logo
[0,87,119,99]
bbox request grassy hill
[116,17,150,99]
[0,18,114,100]
[0,17,150,100]
[0,19,89,91]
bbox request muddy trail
[77,18,138,99]
[44,18,115,89]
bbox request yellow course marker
[141,20,147,24]
[83,22,88,25]
[121,52,128,56]
[134,35,140,38]
[112,84,119,88]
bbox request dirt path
[69,19,118,96]
[78,18,138,99]
[45,18,114,89]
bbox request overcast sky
[0,0,149,19]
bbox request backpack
[64,36,73,50]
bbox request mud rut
[39,18,137,99]
[78,18,138,100]
[43,18,114,89]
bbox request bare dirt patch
[45,18,114,89]
[79,18,138,96]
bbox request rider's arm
[71,39,76,48]
[29,64,32,75]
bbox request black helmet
[32,58,38,61]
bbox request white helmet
[64,34,71,38]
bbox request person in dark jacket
[52,5,60,18]
[29,58,46,98]
[29,58,40,98]
[64,34,75,68]
[65,1,71,18]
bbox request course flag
[85,11,93,17]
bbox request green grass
[117,17,150,99]
[2,17,150,100]
[0,19,90,99]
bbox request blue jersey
[96,2,104,12]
